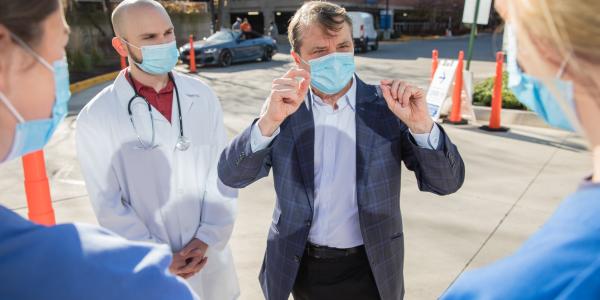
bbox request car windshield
[207,31,234,43]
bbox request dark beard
[125,43,143,65]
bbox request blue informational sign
[379,11,392,30]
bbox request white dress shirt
[251,76,441,248]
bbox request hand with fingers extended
[169,238,209,279]
[257,68,311,137]
[380,79,434,134]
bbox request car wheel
[371,39,379,51]
[261,47,273,62]
[361,38,369,53]
[220,50,232,67]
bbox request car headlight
[203,48,218,54]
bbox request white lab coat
[76,70,239,300]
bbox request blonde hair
[510,0,599,64]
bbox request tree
[217,0,225,29]
[103,0,115,36]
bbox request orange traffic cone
[445,51,468,125]
[431,49,439,81]
[22,150,55,226]
[189,34,197,73]
[481,52,509,132]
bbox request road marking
[56,179,86,186]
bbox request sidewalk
[2,102,588,299]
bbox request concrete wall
[224,0,302,33]
[222,0,445,36]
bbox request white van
[347,11,379,53]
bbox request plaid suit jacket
[218,76,465,300]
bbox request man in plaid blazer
[218,2,465,299]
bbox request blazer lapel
[355,76,384,210]
[171,71,194,114]
[290,99,315,211]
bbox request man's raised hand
[257,68,311,137]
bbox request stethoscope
[127,72,191,151]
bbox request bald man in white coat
[76,1,239,299]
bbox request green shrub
[67,49,93,72]
[473,71,526,110]
[90,47,104,63]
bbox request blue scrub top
[442,182,600,300]
[0,205,198,300]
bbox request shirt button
[305,221,311,227]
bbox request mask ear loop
[0,91,26,123]
[0,33,30,123]
[556,52,572,78]
[542,52,585,135]
[119,38,141,50]
[120,37,148,69]
[294,54,314,109]
[9,32,54,72]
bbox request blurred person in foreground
[0,0,197,298]
[443,0,600,299]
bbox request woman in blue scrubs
[443,0,600,299]
[0,1,197,299]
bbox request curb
[69,70,121,94]
[472,106,549,129]
[380,33,493,44]
[381,36,441,44]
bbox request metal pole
[465,0,481,71]
[386,0,390,31]
[386,0,389,17]
[209,0,216,34]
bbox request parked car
[179,29,278,67]
[347,11,378,53]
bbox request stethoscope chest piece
[176,135,191,151]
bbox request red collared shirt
[126,71,174,123]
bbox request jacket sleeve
[76,106,158,243]
[217,118,274,189]
[0,206,198,300]
[195,95,238,251]
[400,122,465,195]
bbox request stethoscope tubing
[126,72,186,150]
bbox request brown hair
[288,1,352,53]
[0,0,59,46]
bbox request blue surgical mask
[0,33,71,163]
[122,39,179,75]
[506,24,580,132]
[302,52,355,95]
